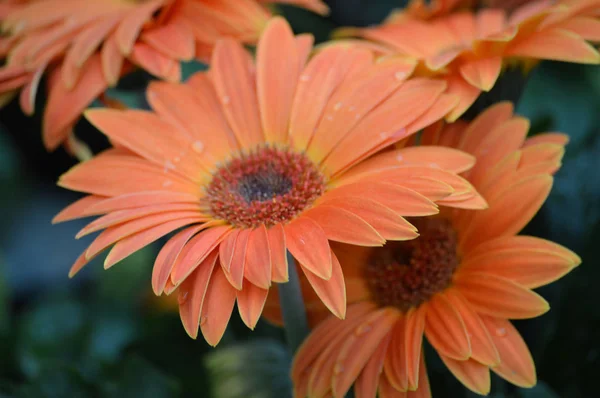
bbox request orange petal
[289,47,369,151]
[507,28,600,64]
[236,281,268,330]
[354,333,393,398]
[291,302,375,383]
[304,205,384,246]
[87,191,200,215]
[222,228,250,290]
[211,38,263,148]
[178,250,218,338]
[383,317,409,392]
[444,74,481,122]
[425,294,471,360]
[395,146,476,174]
[454,272,550,319]
[440,356,491,395]
[104,217,202,268]
[332,308,400,397]
[460,236,580,288]
[114,0,163,55]
[130,42,180,82]
[267,223,288,283]
[460,175,552,249]
[219,229,239,272]
[321,181,438,217]
[459,56,502,92]
[284,216,332,280]
[141,20,195,61]
[244,225,272,289]
[170,225,232,285]
[405,94,459,136]
[53,195,106,224]
[457,101,514,153]
[404,306,427,390]
[153,225,204,295]
[444,289,500,366]
[256,17,299,143]
[200,266,237,346]
[319,196,418,241]
[481,316,537,387]
[43,54,108,150]
[101,33,124,86]
[300,248,346,319]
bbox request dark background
[0,1,598,397]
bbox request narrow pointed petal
[88,191,200,215]
[444,289,500,366]
[383,317,409,392]
[404,306,427,390]
[440,356,491,395]
[244,225,272,289]
[53,195,106,224]
[300,249,346,319]
[141,20,195,61]
[211,39,262,147]
[332,308,400,397]
[481,316,537,387]
[459,56,502,92]
[171,225,232,285]
[219,229,240,272]
[304,205,384,246]
[507,29,600,64]
[115,0,163,55]
[153,225,204,295]
[179,250,218,338]
[222,229,250,290]
[455,273,550,319]
[237,282,268,330]
[355,333,392,398]
[425,294,471,360]
[256,17,299,143]
[267,224,288,283]
[104,217,202,268]
[284,217,332,280]
[200,266,237,346]
[319,196,418,241]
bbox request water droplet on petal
[334,363,344,374]
[429,162,440,169]
[300,74,310,82]
[355,324,372,335]
[163,180,173,188]
[192,141,204,154]
[395,71,407,80]
[178,291,189,305]
[396,154,404,161]
[379,132,388,139]
[164,160,176,171]
[495,327,507,337]
[174,156,181,163]
[299,238,306,245]
[200,316,208,326]
[333,102,343,111]
[326,115,333,121]
[222,96,230,105]
[348,106,356,112]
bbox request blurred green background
[0,1,599,397]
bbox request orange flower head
[272,102,581,398]
[54,17,487,346]
[0,0,328,152]
[337,0,600,121]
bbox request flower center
[364,218,459,312]
[205,146,326,228]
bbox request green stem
[278,251,310,353]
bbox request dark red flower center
[205,146,326,228]
[364,218,459,311]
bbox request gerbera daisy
[336,0,600,121]
[53,17,486,346]
[266,102,580,397]
[0,0,328,152]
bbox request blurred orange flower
[337,0,600,121]
[266,103,580,398]
[53,17,486,346]
[0,0,328,152]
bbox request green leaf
[205,339,293,398]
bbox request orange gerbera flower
[337,0,600,121]
[0,0,328,152]
[53,17,486,346]
[269,102,580,397]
